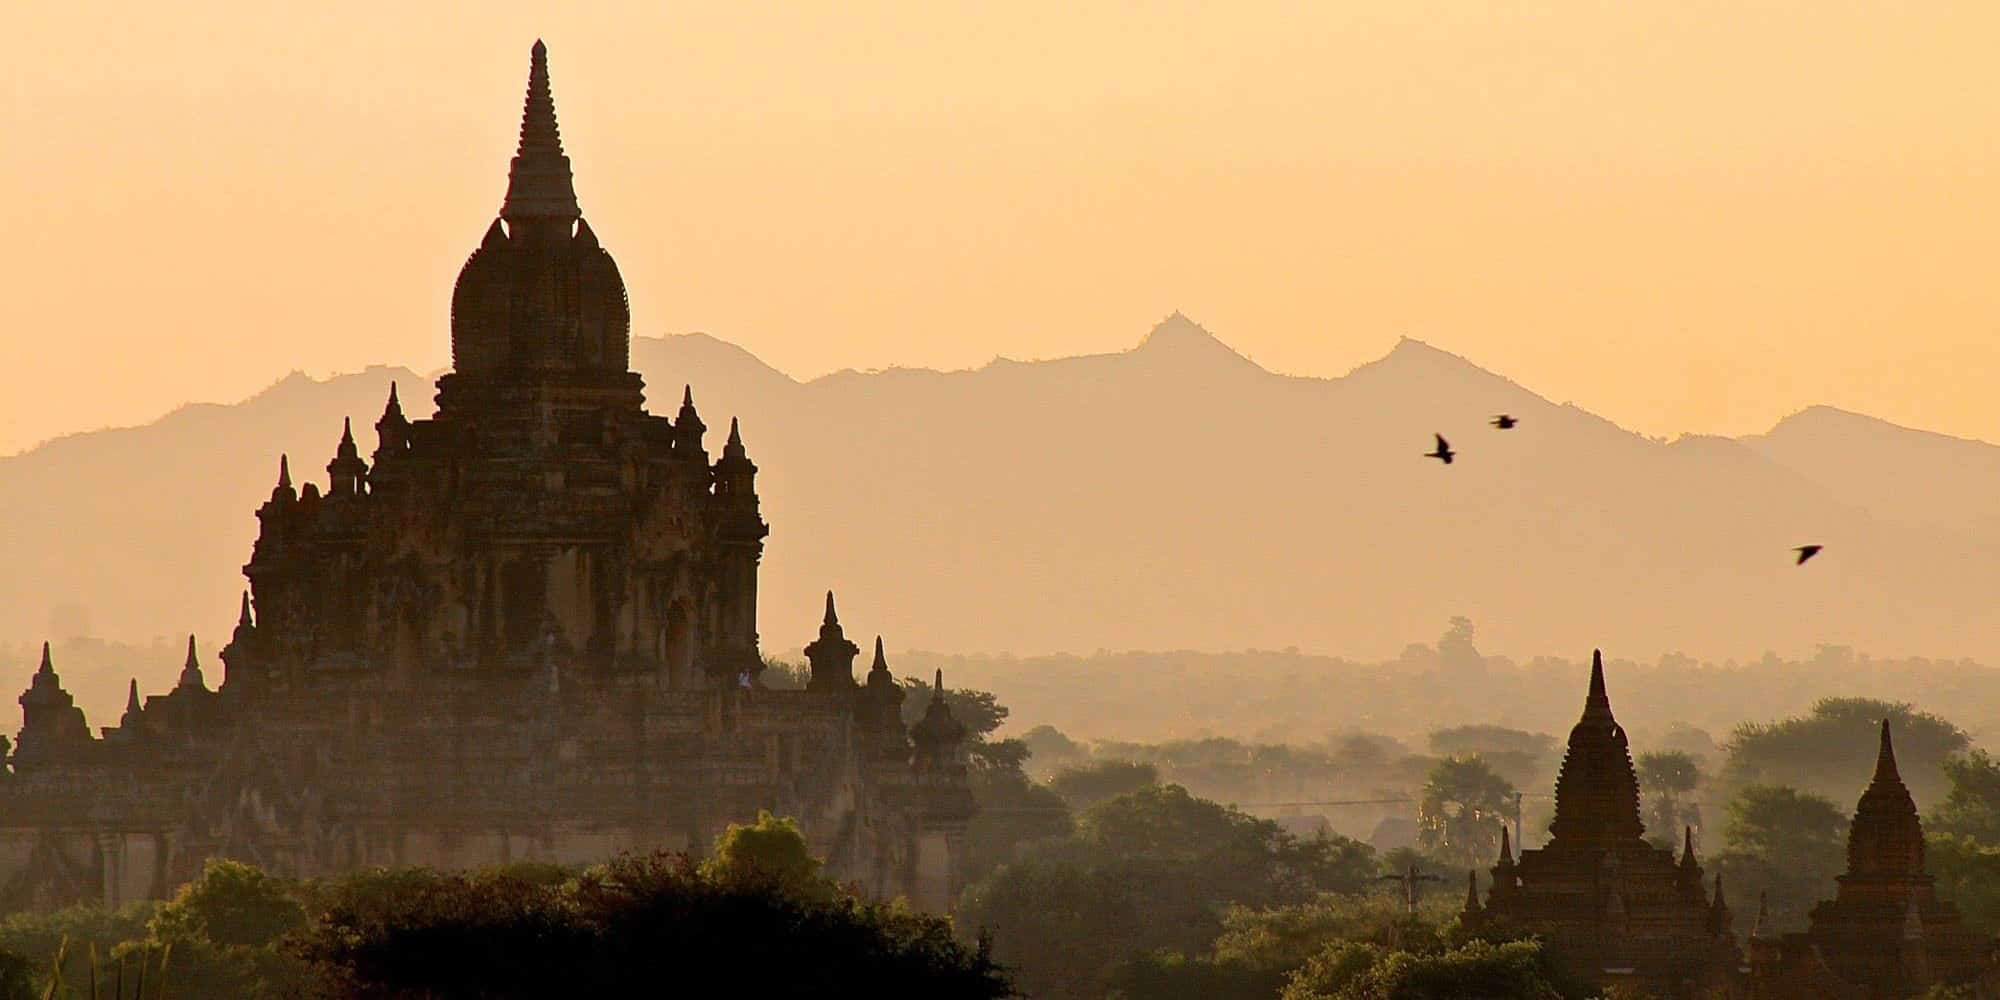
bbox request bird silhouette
[1794,545,1823,565]
[1424,434,1455,465]
[1491,414,1517,429]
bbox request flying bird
[1491,414,1517,429]
[1794,545,1823,565]
[1424,434,1455,465]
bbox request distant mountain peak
[1132,311,1260,369]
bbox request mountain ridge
[5,316,1998,726]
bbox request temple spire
[36,642,52,677]
[1463,870,1482,913]
[1680,826,1699,870]
[1583,649,1612,722]
[1874,718,1902,786]
[1845,718,1925,878]
[123,679,141,719]
[824,591,839,626]
[238,591,254,628]
[1497,825,1514,864]
[500,40,581,227]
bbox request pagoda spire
[122,678,141,721]
[237,591,253,628]
[500,40,581,228]
[1498,824,1513,864]
[824,591,839,626]
[1845,718,1925,878]
[36,642,53,677]
[1462,870,1482,914]
[1680,825,1699,870]
[1547,649,1645,848]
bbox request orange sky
[4,1,1998,455]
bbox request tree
[150,858,306,949]
[1280,938,1570,1000]
[1722,699,1968,806]
[1925,834,2000,933]
[1417,756,1515,868]
[1050,759,1160,810]
[966,766,1073,882]
[1019,724,1088,778]
[700,810,831,900]
[1636,750,1703,844]
[962,784,1375,997]
[1714,784,1848,933]
[1931,750,2000,843]
[304,849,1011,999]
[958,858,1140,1000]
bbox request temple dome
[450,42,630,376]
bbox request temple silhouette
[0,42,971,912]
[1464,653,2000,998]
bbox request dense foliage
[0,819,1008,999]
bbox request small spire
[277,454,292,490]
[1751,891,1771,940]
[728,417,742,448]
[872,636,887,671]
[1712,872,1727,909]
[823,591,839,626]
[237,591,253,627]
[1463,870,1481,913]
[933,669,946,700]
[683,384,694,408]
[387,380,400,409]
[37,642,53,675]
[1680,826,1699,869]
[178,635,205,690]
[340,417,355,446]
[1497,825,1514,864]
[123,679,140,719]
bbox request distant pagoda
[1748,721,1997,998]
[1466,651,1743,998]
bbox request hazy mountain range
[7,314,1999,698]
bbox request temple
[1747,721,1997,998]
[1465,651,1744,998]
[0,42,971,913]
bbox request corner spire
[123,678,141,719]
[178,635,205,690]
[1497,825,1514,864]
[823,591,839,627]
[500,40,581,226]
